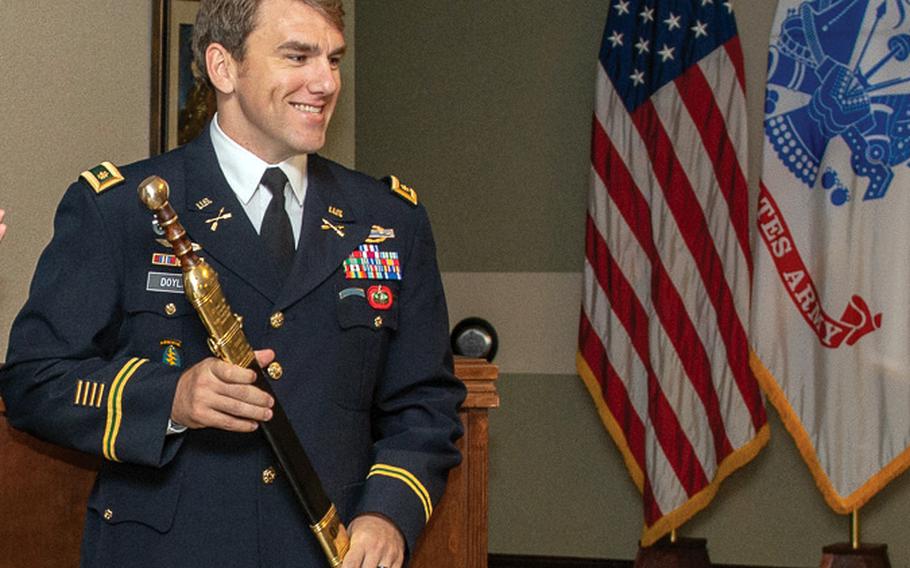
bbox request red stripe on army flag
[751,0,910,513]
[577,1,768,546]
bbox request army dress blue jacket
[0,129,465,567]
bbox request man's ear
[206,43,237,95]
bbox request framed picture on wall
[150,0,215,154]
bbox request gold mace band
[138,175,350,566]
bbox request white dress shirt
[209,114,308,246]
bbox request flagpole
[851,509,860,550]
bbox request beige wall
[0,0,355,354]
[6,2,910,567]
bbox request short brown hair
[192,0,345,85]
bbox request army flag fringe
[577,0,768,546]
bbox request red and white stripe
[578,36,767,545]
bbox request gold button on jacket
[269,311,285,329]
[267,361,283,380]
[262,467,277,485]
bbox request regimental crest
[765,0,910,206]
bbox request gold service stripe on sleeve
[89,382,99,407]
[75,380,84,405]
[368,464,432,522]
[102,358,148,462]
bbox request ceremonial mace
[138,176,349,566]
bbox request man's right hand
[171,349,276,432]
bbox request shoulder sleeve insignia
[80,161,124,194]
[383,175,418,207]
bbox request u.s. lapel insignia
[365,225,396,244]
[344,244,402,280]
[206,207,233,232]
[80,161,124,194]
[321,217,346,237]
[384,175,418,206]
[367,285,394,310]
[160,339,183,367]
[328,206,344,219]
[196,197,214,210]
[152,252,180,268]
[74,379,106,408]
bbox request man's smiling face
[218,0,345,163]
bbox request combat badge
[80,161,124,194]
[160,339,183,367]
[156,238,203,252]
[365,225,395,244]
[384,175,418,206]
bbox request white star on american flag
[724,1,734,12]
[607,30,624,47]
[630,69,646,86]
[691,20,709,38]
[658,44,675,62]
[614,1,630,15]
[639,7,655,22]
[635,38,650,54]
[664,12,681,31]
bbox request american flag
[576,0,768,545]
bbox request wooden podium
[0,358,498,568]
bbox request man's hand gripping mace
[138,176,349,566]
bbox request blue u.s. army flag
[752,0,910,513]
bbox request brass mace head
[137,175,170,211]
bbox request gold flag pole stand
[819,509,891,568]
[633,528,713,568]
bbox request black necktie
[259,167,295,280]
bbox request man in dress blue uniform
[0,1,465,567]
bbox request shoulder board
[383,175,418,207]
[80,161,124,194]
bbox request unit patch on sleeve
[80,161,125,194]
[344,245,402,280]
[160,339,183,367]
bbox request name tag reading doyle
[147,271,185,294]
